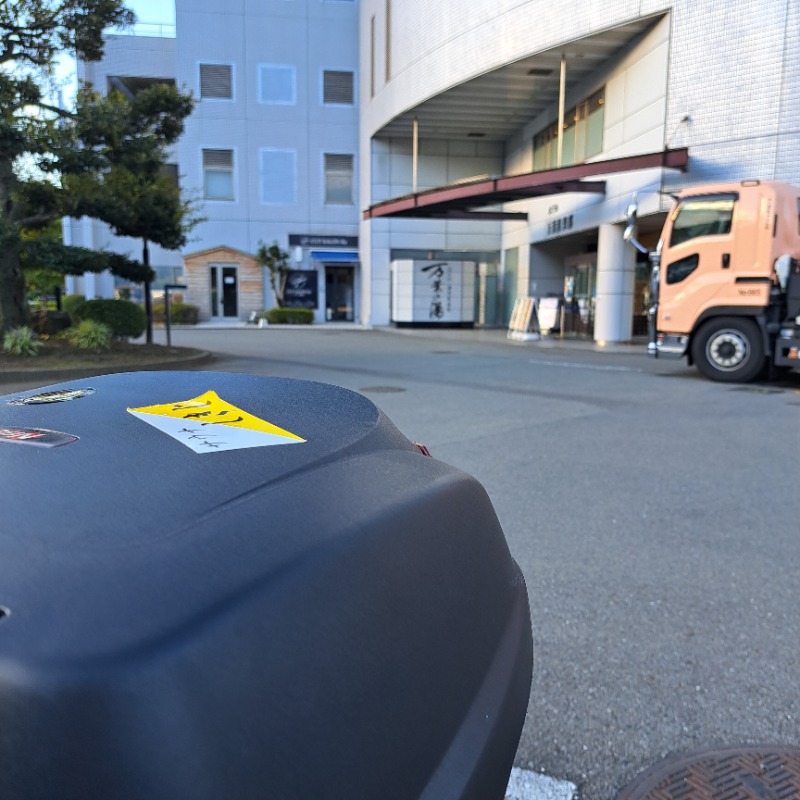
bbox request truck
[624,180,800,382]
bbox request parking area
[6,325,799,799]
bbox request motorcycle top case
[0,371,531,800]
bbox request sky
[125,0,175,26]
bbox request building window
[107,76,175,99]
[385,0,391,83]
[260,149,296,205]
[199,64,233,100]
[202,149,234,200]
[370,16,376,97]
[324,153,354,205]
[160,163,179,188]
[323,70,354,105]
[533,89,605,171]
[259,65,296,105]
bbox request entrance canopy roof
[362,148,689,221]
[374,15,664,142]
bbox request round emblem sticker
[9,388,96,406]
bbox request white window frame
[201,147,237,202]
[198,62,235,102]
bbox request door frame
[209,262,239,318]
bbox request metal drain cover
[617,746,800,800]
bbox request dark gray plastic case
[0,371,532,800]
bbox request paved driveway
[11,326,800,799]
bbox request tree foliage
[0,0,196,331]
[256,241,291,308]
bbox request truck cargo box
[0,371,532,800]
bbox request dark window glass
[666,253,700,284]
[669,193,737,247]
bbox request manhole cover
[617,746,800,800]
[359,386,406,394]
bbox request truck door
[657,192,738,333]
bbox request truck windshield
[669,193,737,247]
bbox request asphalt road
[12,326,800,799]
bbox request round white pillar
[594,222,635,343]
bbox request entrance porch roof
[362,148,689,221]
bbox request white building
[67,0,799,338]
[67,0,361,324]
[359,0,800,339]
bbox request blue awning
[310,250,359,262]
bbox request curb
[0,349,214,385]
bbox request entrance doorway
[562,255,596,337]
[210,264,238,318]
[325,266,354,321]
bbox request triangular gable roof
[183,245,257,262]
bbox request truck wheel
[691,317,765,382]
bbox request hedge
[264,307,314,325]
[71,298,146,339]
[152,301,199,325]
[61,294,87,319]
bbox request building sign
[547,214,574,235]
[390,260,473,325]
[420,262,456,321]
[283,270,318,309]
[289,234,358,248]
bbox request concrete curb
[0,349,214,385]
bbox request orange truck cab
[626,180,800,382]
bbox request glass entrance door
[563,261,596,337]
[210,264,238,318]
[325,266,354,321]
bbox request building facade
[359,0,800,339]
[67,0,361,324]
[67,0,799,337]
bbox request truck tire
[691,316,765,382]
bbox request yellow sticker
[128,390,306,453]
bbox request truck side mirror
[774,253,795,290]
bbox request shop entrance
[210,264,238,318]
[562,255,596,337]
[325,266,354,321]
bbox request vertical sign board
[283,270,318,309]
[391,260,473,324]
[413,261,464,323]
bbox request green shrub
[152,301,199,325]
[264,307,314,325]
[73,298,146,338]
[61,294,87,319]
[2,326,42,357]
[65,319,113,352]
